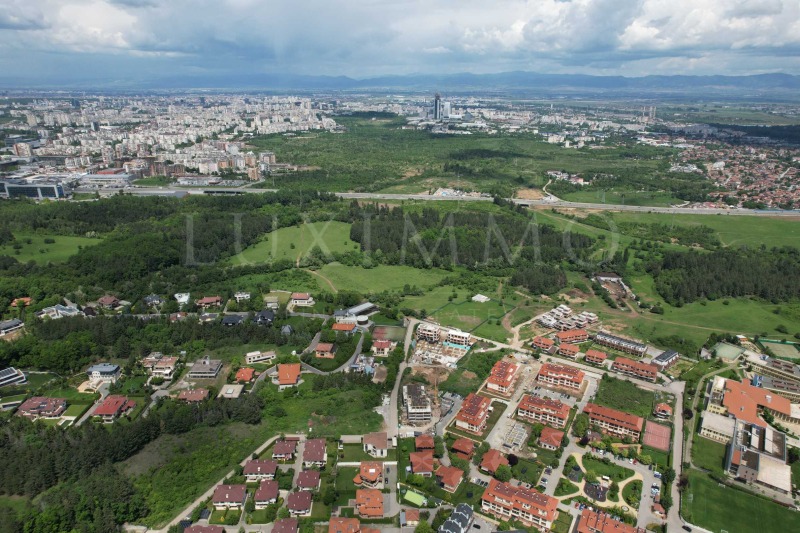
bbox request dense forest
[648,247,800,304]
[348,204,594,294]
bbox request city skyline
[1,0,800,86]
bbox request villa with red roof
[93,395,136,424]
[486,360,519,396]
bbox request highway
[83,186,800,217]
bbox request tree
[434,436,445,458]
[660,493,673,512]
[662,468,676,485]
[572,413,590,437]
[245,495,255,513]
[277,506,290,519]
[415,521,435,533]
[322,485,337,506]
[495,464,512,482]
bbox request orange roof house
[235,367,255,382]
[277,363,302,388]
[480,449,509,474]
[415,434,434,450]
[409,451,435,476]
[435,465,463,493]
[355,489,384,518]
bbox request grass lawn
[550,511,574,533]
[511,459,543,486]
[582,455,635,482]
[554,478,580,497]
[63,403,92,417]
[0,371,59,396]
[682,470,800,533]
[691,434,728,476]
[339,443,390,462]
[315,263,448,293]
[431,299,511,335]
[641,446,670,469]
[334,466,359,505]
[0,233,103,264]
[38,387,98,403]
[561,189,681,207]
[593,376,656,419]
[622,479,642,508]
[310,502,330,519]
[228,221,359,266]
[121,375,149,394]
[248,509,269,523]
[450,482,485,508]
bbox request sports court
[643,420,671,452]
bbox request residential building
[372,339,395,357]
[0,367,26,388]
[612,357,658,382]
[221,314,245,327]
[297,470,321,491]
[235,367,256,383]
[363,432,389,458]
[401,508,420,528]
[246,350,276,364]
[243,459,278,482]
[653,403,673,419]
[409,451,434,476]
[187,357,222,379]
[93,395,136,423]
[355,489,384,518]
[537,363,585,391]
[746,353,800,384]
[416,323,441,343]
[532,336,555,351]
[272,439,298,460]
[584,350,608,365]
[177,388,209,403]
[699,411,737,443]
[275,363,302,390]
[415,434,435,451]
[86,363,121,383]
[555,329,589,344]
[594,332,647,356]
[253,309,275,325]
[17,397,67,420]
[538,427,565,450]
[353,461,384,488]
[403,383,432,423]
[35,304,83,320]
[517,395,570,428]
[303,438,327,468]
[273,518,298,533]
[332,322,356,334]
[480,478,559,530]
[143,355,178,379]
[480,449,509,475]
[254,480,279,509]
[576,509,647,533]
[454,393,491,434]
[196,296,222,309]
[583,403,644,440]
[435,465,463,493]
[486,360,519,395]
[287,491,313,516]
[652,350,680,370]
[439,503,473,533]
[315,343,337,359]
[234,291,250,303]
[290,292,315,307]
[451,438,475,460]
[97,295,120,309]
[329,517,362,533]
[558,343,580,359]
[446,329,471,346]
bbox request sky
[1,0,800,85]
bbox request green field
[594,376,656,419]
[431,299,512,336]
[247,115,668,195]
[228,221,359,266]
[37,387,98,403]
[681,470,800,533]
[0,233,103,264]
[560,189,682,207]
[314,263,448,293]
[582,455,635,482]
[691,434,728,476]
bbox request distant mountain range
[5,71,800,97]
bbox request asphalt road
[85,186,800,217]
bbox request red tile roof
[177,388,209,402]
[329,517,361,533]
[409,451,434,474]
[235,367,255,382]
[254,480,279,502]
[577,508,647,532]
[539,426,565,448]
[332,323,356,332]
[481,478,558,524]
[212,484,246,505]
[584,403,644,433]
[273,439,298,456]
[355,489,384,518]
[93,395,135,417]
[415,434,434,450]
[480,449,509,473]
[303,438,327,463]
[435,465,463,490]
[278,363,302,386]
[243,459,278,476]
[451,438,475,457]
[287,490,312,512]
[455,393,491,427]
[297,470,321,489]
[273,518,299,533]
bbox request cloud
[0,0,799,83]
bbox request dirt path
[306,269,338,293]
